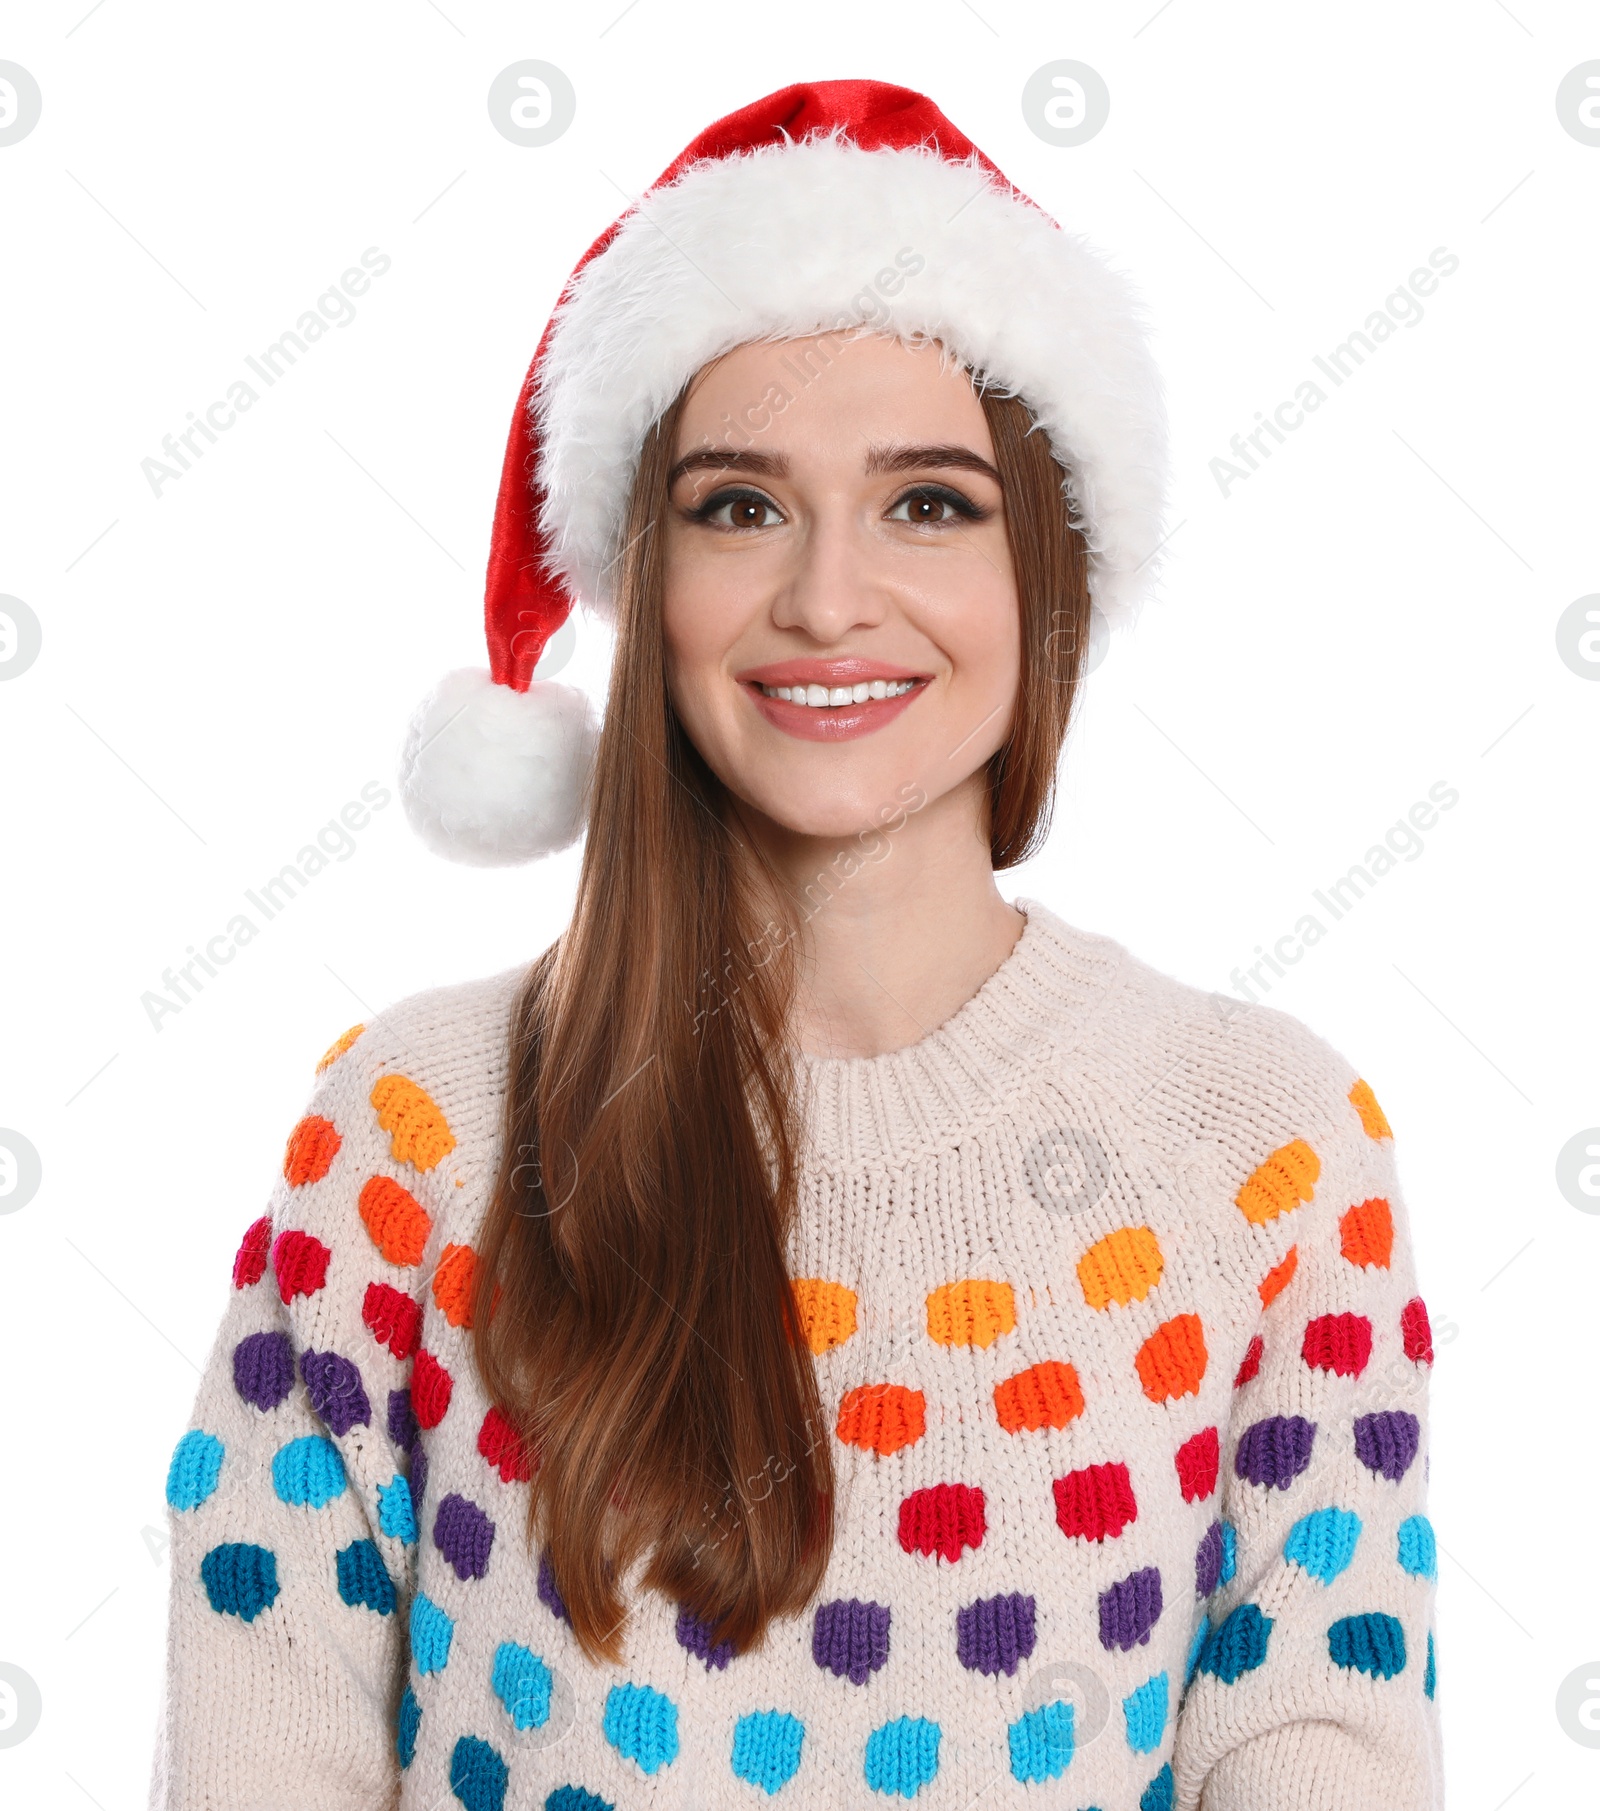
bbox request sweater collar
[793,899,1130,1170]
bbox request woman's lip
[735,657,929,687]
[744,681,925,743]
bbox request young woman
[152,82,1442,1811]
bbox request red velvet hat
[401,79,1167,865]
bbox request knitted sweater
[150,901,1443,1811]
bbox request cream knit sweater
[150,902,1443,1811]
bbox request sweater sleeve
[150,1029,420,1811]
[1171,1053,1444,1811]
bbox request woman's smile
[736,656,931,741]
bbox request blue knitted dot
[199,1542,279,1622]
[378,1474,418,1542]
[411,1593,455,1674]
[864,1717,941,1797]
[1006,1702,1072,1784]
[396,1686,421,1768]
[1284,1507,1362,1585]
[272,1434,347,1509]
[166,1430,224,1510]
[1198,1604,1272,1683]
[1140,1763,1175,1811]
[731,1709,805,1794]
[1184,1617,1209,1687]
[1397,1515,1437,1580]
[1122,1673,1168,1755]
[1424,1631,1437,1699]
[1328,1612,1407,1679]
[603,1682,679,1774]
[492,1642,553,1730]
[1219,1522,1237,1586]
[450,1735,508,1811]
[545,1791,613,1811]
[336,1539,395,1614]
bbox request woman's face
[660,332,1020,844]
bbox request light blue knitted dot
[1219,1522,1237,1586]
[271,1434,347,1509]
[602,1682,679,1774]
[166,1430,224,1511]
[1284,1507,1362,1585]
[411,1592,456,1674]
[865,1716,941,1796]
[1122,1672,1169,1755]
[1397,1514,1437,1580]
[1006,1701,1073,1785]
[731,1710,805,1794]
[378,1473,418,1542]
[492,1642,553,1730]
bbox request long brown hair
[471,373,1091,1662]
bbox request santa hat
[401,78,1168,866]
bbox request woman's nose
[767,508,891,644]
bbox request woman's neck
[740,776,1026,1060]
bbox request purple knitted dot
[1196,1521,1224,1598]
[538,1552,569,1623]
[232,1330,294,1411]
[1233,1415,1316,1490]
[1098,1566,1163,1652]
[812,1598,891,1685]
[1353,1411,1420,1482]
[956,1592,1037,1677]
[299,1349,370,1436]
[676,1608,736,1671]
[433,1492,496,1581]
[407,1443,429,1525]
[387,1387,418,1455]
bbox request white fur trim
[534,134,1168,629]
[399,668,598,866]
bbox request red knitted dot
[270,1228,331,1302]
[232,1216,272,1289]
[1174,1426,1220,1502]
[478,1405,536,1483]
[411,1348,453,1430]
[362,1282,422,1359]
[283,1114,341,1187]
[1234,1335,1264,1388]
[1401,1297,1434,1364]
[1052,1462,1138,1542]
[1301,1312,1372,1378]
[897,1483,985,1561]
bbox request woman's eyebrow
[863,442,1002,482]
[667,448,788,486]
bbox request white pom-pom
[399,668,599,866]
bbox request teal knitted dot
[1122,1672,1168,1755]
[545,1791,613,1811]
[1007,1701,1073,1784]
[1198,1604,1272,1683]
[1397,1515,1436,1580]
[336,1539,395,1614]
[411,1593,455,1674]
[865,1716,941,1796]
[378,1473,418,1542]
[450,1734,508,1811]
[272,1434,347,1509]
[1284,1507,1362,1585]
[166,1430,224,1511]
[602,1682,679,1774]
[731,1709,805,1794]
[1140,1762,1175,1811]
[396,1686,421,1768]
[1424,1631,1437,1699]
[1184,1617,1209,1687]
[1328,1612,1406,1680]
[492,1642,553,1730]
[199,1541,278,1622]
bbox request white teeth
[757,678,917,706]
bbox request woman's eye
[697,490,782,530]
[888,487,980,526]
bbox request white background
[2,2,1597,1805]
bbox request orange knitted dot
[1077,1227,1164,1310]
[1134,1312,1208,1403]
[283,1115,341,1187]
[358,1175,432,1268]
[315,1024,364,1073]
[836,1383,926,1456]
[1259,1246,1299,1308]
[994,1360,1085,1434]
[369,1074,456,1172]
[1235,1139,1320,1226]
[1339,1197,1394,1269]
[1349,1077,1392,1141]
[791,1279,858,1354]
[432,1242,478,1328]
[925,1279,1016,1349]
